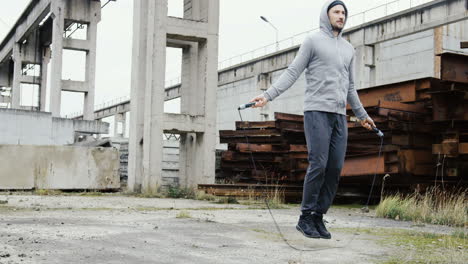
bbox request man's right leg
[297,111,332,238]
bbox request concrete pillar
[114,113,126,138]
[83,6,100,121]
[39,47,50,111]
[128,0,149,193]
[0,64,9,87]
[140,0,167,194]
[11,43,22,109]
[129,0,219,193]
[0,63,11,107]
[257,73,272,121]
[49,1,65,117]
[178,0,219,187]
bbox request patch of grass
[78,191,103,197]
[332,203,377,210]
[335,227,467,263]
[376,187,467,227]
[451,229,467,240]
[214,196,239,204]
[265,187,288,209]
[194,190,217,202]
[34,189,63,196]
[133,192,164,199]
[166,186,196,199]
[176,210,191,219]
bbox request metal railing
[67,0,433,118]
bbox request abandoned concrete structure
[128,0,220,193]
[0,0,117,191]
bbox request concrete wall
[0,108,109,145]
[373,29,435,86]
[0,145,119,190]
[0,109,53,145]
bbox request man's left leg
[314,114,348,239]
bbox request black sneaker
[312,213,331,239]
[296,214,321,239]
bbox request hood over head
[320,0,348,38]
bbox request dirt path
[0,193,465,264]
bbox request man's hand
[250,94,268,108]
[360,117,375,131]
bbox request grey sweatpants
[301,111,347,215]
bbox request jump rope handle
[238,102,256,110]
[372,126,384,137]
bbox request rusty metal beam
[433,143,468,155]
[274,112,303,122]
[235,121,276,130]
[342,154,386,177]
[440,53,468,84]
[352,79,431,108]
[235,143,287,153]
[461,41,468,49]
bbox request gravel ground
[0,193,463,264]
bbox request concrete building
[0,1,119,191]
[128,0,220,193]
[0,0,102,119]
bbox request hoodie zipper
[335,36,345,111]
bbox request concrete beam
[94,101,130,120]
[162,113,205,133]
[61,80,89,93]
[72,119,109,134]
[166,17,208,42]
[21,75,41,85]
[63,38,90,51]
[167,39,192,49]
[165,84,181,100]
[0,0,51,64]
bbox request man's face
[328,5,346,31]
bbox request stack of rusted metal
[429,53,468,183]
[216,101,436,189]
[343,100,434,188]
[200,53,468,199]
[218,112,307,184]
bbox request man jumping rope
[250,0,375,239]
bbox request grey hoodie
[263,0,368,120]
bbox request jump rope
[237,102,384,252]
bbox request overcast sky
[0,0,429,116]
